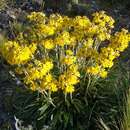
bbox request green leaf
[38,104,49,116]
[63,113,70,128]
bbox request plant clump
[0,11,130,96]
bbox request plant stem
[85,74,91,97]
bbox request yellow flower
[109,29,130,52]
[40,73,58,92]
[83,38,94,48]
[61,56,76,65]
[66,50,73,55]
[73,16,91,28]
[99,70,108,78]
[65,85,75,93]
[58,66,80,93]
[0,41,36,65]
[38,24,56,36]
[68,64,80,77]
[67,74,79,85]
[87,66,100,75]
[55,31,71,46]
[23,60,54,82]
[92,11,115,29]
[101,59,114,68]
[27,12,46,24]
[98,32,107,41]
[49,82,58,92]
[41,39,55,49]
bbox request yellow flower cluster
[24,59,54,81]
[60,50,76,66]
[59,65,80,93]
[87,29,130,78]
[41,39,55,50]
[27,11,46,24]
[0,11,130,96]
[0,41,36,65]
[40,73,58,92]
[92,11,114,28]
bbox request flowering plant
[0,11,130,129]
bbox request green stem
[85,74,91,97]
